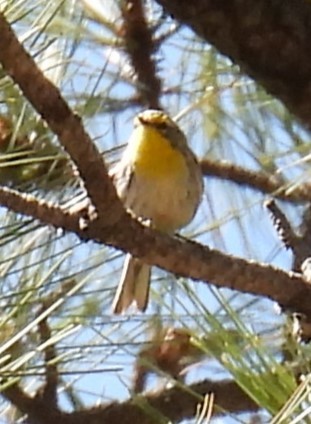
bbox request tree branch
[35,307,58,409]
[0,12,123,224]
[156,0,311,129]
[3,378,259,424]
[1,185,311,318]
[200,158,311,203]
[121,0,162,108]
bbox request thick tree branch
[3,384,61,424]
[156,0,311,129]
[1,185,311,318]
[3,378,259,424]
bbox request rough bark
[156,0,311,128]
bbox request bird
[110,109,203,313]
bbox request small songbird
[110,109,203,313]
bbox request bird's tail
[112,254,151,314]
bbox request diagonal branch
[0,12,123,224]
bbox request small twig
[35,307,58,409]
[34,279,78,407]
[265,199,311,272]
[264,199,299,251]
[265,199,311,341]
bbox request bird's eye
[155,121,169,130]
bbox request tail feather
[112,254,151,314]
[134,263,151,312]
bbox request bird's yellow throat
[130,125,188,179]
